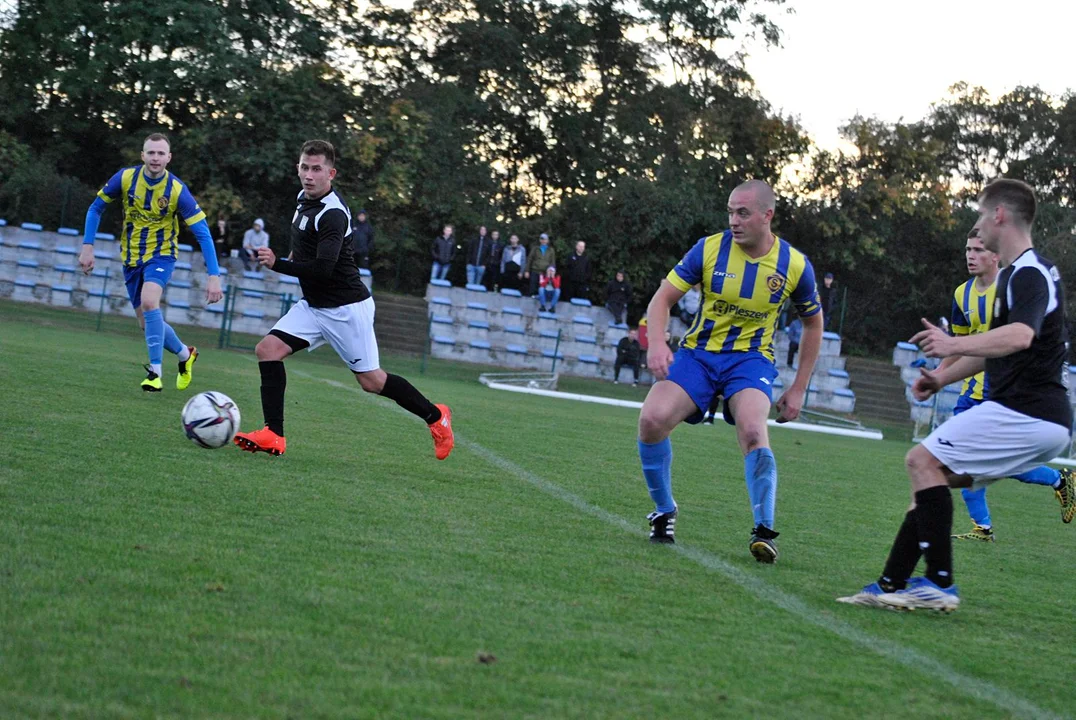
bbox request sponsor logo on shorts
[936,438,954,448]
[760,377,771,385]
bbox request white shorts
[922,400,1071,488]
[271,298,380,373]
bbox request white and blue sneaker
[878,577,960,612]
[836,582,893,609]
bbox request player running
[79,133,223,391]
[233,140,453,460]
[839,179,1074,612]
[945,229,1074,542]
[637,179,824,562]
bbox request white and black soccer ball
[181,391,241,449]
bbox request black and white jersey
[986,249,1072,430]
[272,187,371,308]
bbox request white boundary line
[285,367,1059,720]
[482,381,885,440]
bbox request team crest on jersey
[766,273,786,295]
[157,197,168,210]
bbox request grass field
[1,301,1074,719]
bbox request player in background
[637,179,824,562]
[232,140,453,460]
[839,179,1075,612]
[945,229,1074,541]
[78,133,223,391]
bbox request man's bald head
[731,179,776,212]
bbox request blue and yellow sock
[745,447,777,530]
[143,308,164,376]
[1012,465,1061,488]
[163,322,186,356]
[960,487,991,527]
[639,438,676,514]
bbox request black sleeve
[1007,267,1051,336]
[272,210,347,281]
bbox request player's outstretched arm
[775,310,823,423]
[645,280,686,381]
[79,198,108,274]
[187,219,222,304]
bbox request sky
[743,0,1076,149]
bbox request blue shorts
[952,394,981,416]
[123,257,175,309]
[667,348,779,425]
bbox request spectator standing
[242,218,269,271]
[524,233,556,296]
[430,225,455,282]
[212,213,230,259]
[785,317,803,367]
[485,230,504,290]
[466,225,491,286]
[605,269,632,325]
[538,266,562,313]
[818,272,837,329]
[677,284,701,326]
[500,234,527,291]
[561,241,592,301]
[614,328,642,386]
[353,209,373,270]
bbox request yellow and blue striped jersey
[950,278,997,401]
[667,230,821,362]
[96,166,207,267]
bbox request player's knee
[905,445,934,475]
[356,369,386,394]
[738,425,767,453]
[638,407,671,443]
[254,337,286,361]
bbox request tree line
[1,0,1074,353]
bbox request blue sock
[1012,465,1061,487]
[143,308,164,368]
[639,438,676,513]
[745,447,777,530]
[163,322,185,356]
[961,487,991,527]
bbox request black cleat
[749,525,779,563]
[647,509,677,544]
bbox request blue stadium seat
[466,301,488,311]
[279,276,300,285]
[53,264,76,274]
[572,315,594,326]
[177,243,194,252]
[17,259,39,268]
[569,297,592,307]
[538,311,557,320]
[242,309,265,319]
[431,315,453,325]
[242,270,264,280]
[834,388,855,398]
[206,306,225,314]
[896,341,917,351]
[218,267,229,275]
[500,288,522,297]
[541,349,565,359]
[54,246,78,256]
[576,335,597,344]
[539,329,559,339]
[175,261,193,271]
[465,283,487,292]
[430,296,452,307]
[55,227,78,236]
[91,269,109,279]
[468,320,490,330]
[18,241,42,250]
[242,290,265,298]
[608,321,629,329]
[0,219,6,226]
[505,325,525,335]
[172,280,194,289]
[359,268,372,277]
[169,299,192,309]
[51,283,73,292]
[433,335,456,345]
[430,278,452,288]
[469,339,492,349]
[94,250,115,260]
[823,331,841,340]
[14,278,35,287]
[502,306,523,316]
[827,369,849,378]
[20,223,43,232]
[94,232,115,241]
[578,354,600,364]
[506,344,529,354]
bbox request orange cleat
[234,426,287,456]
[429,404,454,460]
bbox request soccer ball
[181,391,241,449]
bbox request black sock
[259,361,286,436]
[879,508,921,592]
[914,486,954,588]
[380,373,440,424]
